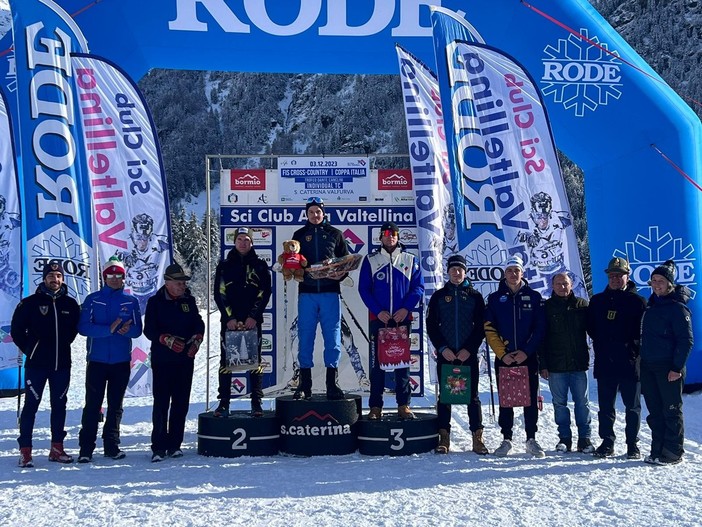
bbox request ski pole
[16,351,22,426]
[484,344,496,419]
[340,293,370,343]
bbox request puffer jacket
[143,285,205,366]
[11,283,80,370]
[539,291,589,372]
[292,220,349,294]
[640,285,693,373]
[587,281,646,379]
[214,247,271,325]
[484,278,545,360]
[78,285,142,364]
[426,279,485,354]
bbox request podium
[357,412,438,456]
[197,410,280,457]
[276,394,362,456]
[197,397,438,458]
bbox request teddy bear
[277,240,308,281]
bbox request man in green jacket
[539,272,594,454]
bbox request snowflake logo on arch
[30,228,93,299]
[541,28,623,117]
[464,232,507,297]
[613,226,696,299]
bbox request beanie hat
[504,254,524,271]
[604,256,631,274]
[379,221,400,238]
[235,227,253,242]
[446,254,467,271]
[102,256,126,278]
[651,259,676,285]
[43,260,65,279]
[305,197,325,213]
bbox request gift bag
[439,363,471,405]
[223,329,260,372]
[498,365,531,408]
[377,325,411,371]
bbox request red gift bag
[377,326,411,371]
[498,365,531,408]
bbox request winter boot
[250,371,264,417]
[18,447,33,468]
[48,442,74,464]
[435,429,450,454]
[472,429,489,455]
[325,367,345,400]
[627,443,641,460]
[397,405,415,420]
[367,407,382,420]
[293,368,312,400]
[251,398,264,418]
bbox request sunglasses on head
[306,196,324,204]
[105,273,124,279]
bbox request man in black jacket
[539,272,593,453]
[292,197,349,400]
[12,261,80,467]
[426,255,487,454]
[144,263,205,462]
[587,257,646,459]
[213,227,272,417]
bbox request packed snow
[1,309,701,527]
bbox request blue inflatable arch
[1,0,700,388]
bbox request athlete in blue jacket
[77,257,142,462]
[485,255,546,458]
[359,221,424,420]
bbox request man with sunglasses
[76,257,142,463]
[359,221,424,420]
[292,196,350,400]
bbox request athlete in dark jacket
[427,254,486,454]
[144,263,205,462]
[640,260,693,465]
[291,197,349,399]
[587,257,646,458]
[11,261,80,467]
[213,227,271,417]
[484,255,546,458]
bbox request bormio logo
[378,169,412,191]
[230,169,266,190]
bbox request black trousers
[79,361,131,456]
[18,367,70,448]
[596,375,641,445]
[641,363,685,459]
[151,361,194,453]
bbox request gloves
[187,334,204,358]
[159,334,185,353]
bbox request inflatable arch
[1,0,700,389]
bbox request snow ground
[1,312,701,527]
